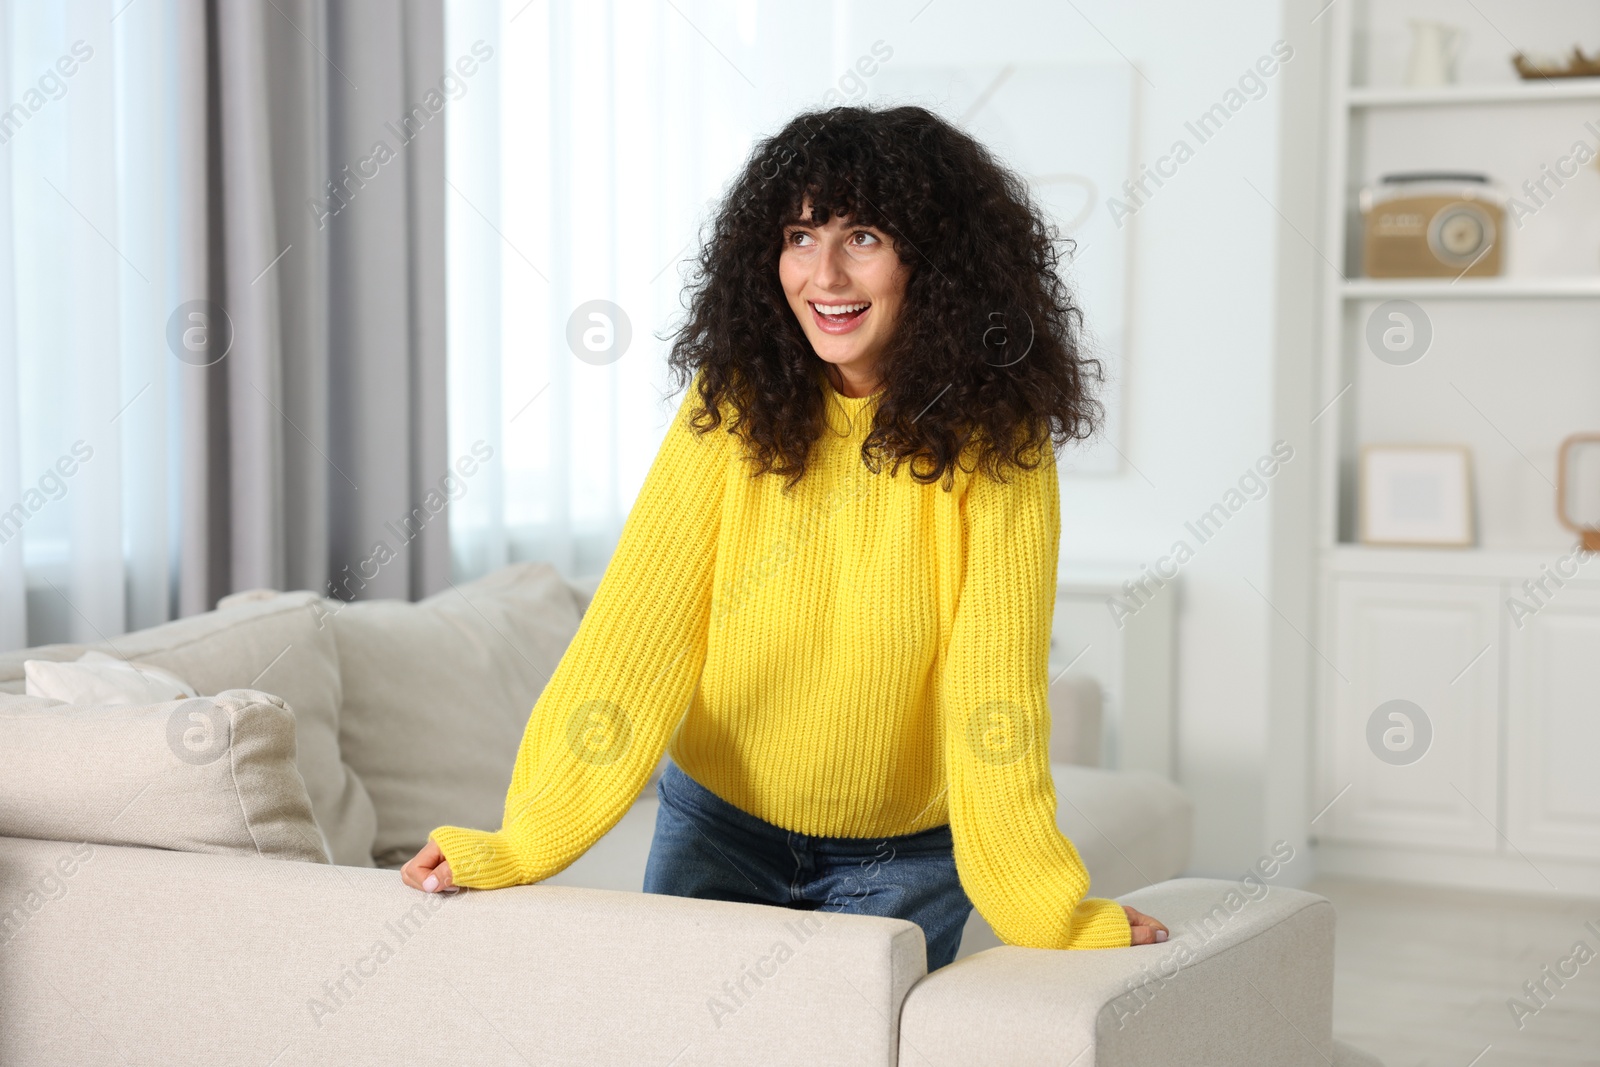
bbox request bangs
[781,181,884,230]
[773,133,890,232]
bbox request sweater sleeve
[939,444,1132,950]
[429,380,731,888]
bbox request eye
[786,230,814,247]
[851,230,881,246]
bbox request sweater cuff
[429,826,528,890]
[1066,896,1134,949]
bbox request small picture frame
[1359,444,1475,548]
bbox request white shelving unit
[1312,0,1600,896]
[1340,277,1600,299]
[1347,80,1600,107]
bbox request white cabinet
[1322,578,1500,851]
[1507,588,1600,860]
[1315,551,1600,893]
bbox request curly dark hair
[663,103,1103,492]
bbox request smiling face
[778,198,910,396]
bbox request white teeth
[812,301,870,315]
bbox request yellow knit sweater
[430,374,1133,951]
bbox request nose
[813,239,849,291]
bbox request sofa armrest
[1,835,924,1067]
[900,878,1335,1067]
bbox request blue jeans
[642,760,973,971]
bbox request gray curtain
[180,0,448,614]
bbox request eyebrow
[782,216,876,230]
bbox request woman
[402,104,1168,969]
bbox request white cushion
[24,650,197,705]
[0,688,328,863]
[328,562,583,868]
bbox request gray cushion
[328,562,582,868]
[1048,673,1103,766]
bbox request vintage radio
[1360,172,1505,278]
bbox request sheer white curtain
[0,0,199,650]
[443,0,835,582]
[0,0,452,654]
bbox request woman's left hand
[1124,904,1169,945]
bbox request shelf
[1341,277,1600,300]
[1348,80,1600,108]
[1322,544,1600,580]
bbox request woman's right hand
[400,837,456,893]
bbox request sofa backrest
[0,833,925,1067]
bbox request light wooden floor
[1307,877,1600,1066]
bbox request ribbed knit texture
[430,373,1132,950]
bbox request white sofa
[0,563,1379,1065]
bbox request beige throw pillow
[0,689,328,863]
[328,562,584,868]
[0,591,377,867]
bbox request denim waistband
[656,758,954,852]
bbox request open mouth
[809,300,871,334]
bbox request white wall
[819,0,1324,878]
